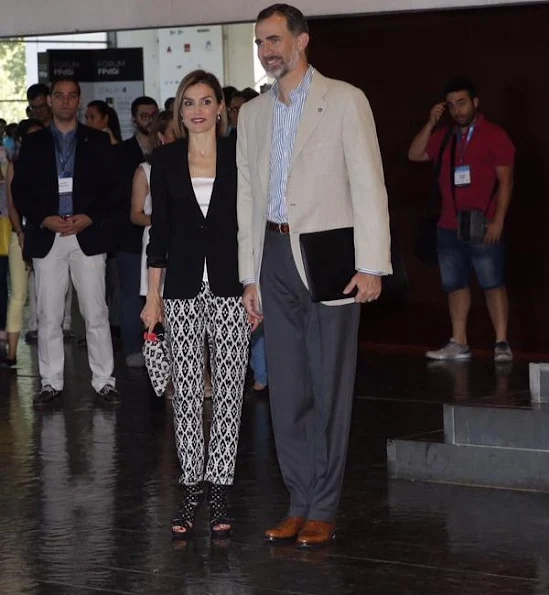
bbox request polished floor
[1,334,548,594]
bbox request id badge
[454,165,471,187]
[58,177,73,195]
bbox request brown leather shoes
[264,516,305,542]
[296,520,336,548]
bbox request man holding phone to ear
[408,77,515,362]
[12,78,119,406]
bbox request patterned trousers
[164,283,250,486]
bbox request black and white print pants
[164,283,250,486]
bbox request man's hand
[61,214,93,236]
[42,215,74,235]
[343,272,382,304]
[428,102,446,128]
[242,284,263,332]
[484,218,504,244]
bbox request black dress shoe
[96,384,121,404]
[34,385,61,407]
[0,357,17,368]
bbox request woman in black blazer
[141,70,250,540]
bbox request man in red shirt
[408,78,515,362]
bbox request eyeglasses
[29,103,48,111]
[228,107,240,114]
[137,112,157,122]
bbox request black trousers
[260,230,360,522]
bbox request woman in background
[130,110,175,297]
[2,119,44,367]
[85,100,122,145]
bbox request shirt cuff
[241,278,256,286]
[357,268,387,276]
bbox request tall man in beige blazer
[237,3,392,548]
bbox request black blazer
[148,134,242,299]
[112,136,146,254]
[12,124,115,259]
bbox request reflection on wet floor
[1,341,548,594]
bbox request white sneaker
[426,339,472,361]
[494,341,513,363]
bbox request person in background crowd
[142,70,250,540]
[228,88,259,134]
[0,143,9,360]
[408,77,515,362]
[24,83,74,343]
[238,4,391,548]
[222,86,237,108]
[2,118,45,367]
[164,97,175,111]
[86,100,123,336]
[114,96,159,368]
[130,110,175,297]
[0,119,6,142]
[227,86,267,393]
[26,84,52,127]
[12,78,119,406]
[85,100,122,145]
[3,124,18,160]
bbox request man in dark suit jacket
[12,78,119,406]
[112,96,158,368]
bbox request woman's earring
[217,114,221,122]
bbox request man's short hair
[50,78,81,97]
[239,87,260,102]
[131,96,158,118]
[257,3,309,36]
[443,78,477,100]
[27,83,50,101]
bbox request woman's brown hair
[172,70,228,139]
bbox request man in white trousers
[12,78,119,406]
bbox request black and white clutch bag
[143,323,172,397]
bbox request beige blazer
[236,70,392,306]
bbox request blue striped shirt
[267,66,315,224]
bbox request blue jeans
[437,228,505,293]
[250,324,268,386]
[116,252,143,355]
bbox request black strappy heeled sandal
[172,483,203,540]
[209,484,232,539]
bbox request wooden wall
[308,3,549,353]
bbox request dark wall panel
[308,3,549,352]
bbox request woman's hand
[141,294,163,332]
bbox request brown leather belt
[266,221,290,234]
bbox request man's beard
[136,123,151,136]
[262,48,300,80]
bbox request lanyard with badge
[453,124,475,187]
[53,132,77,199]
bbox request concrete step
[444,403,549,450]
[387,432,549,492]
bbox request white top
[139,162,153,296]
[191,177,214,282]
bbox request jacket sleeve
[147,148,169,268]
[342,86,392,275]
[236,104,256,283]
[11,136,55,228]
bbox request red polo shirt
[426,114,515,230]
